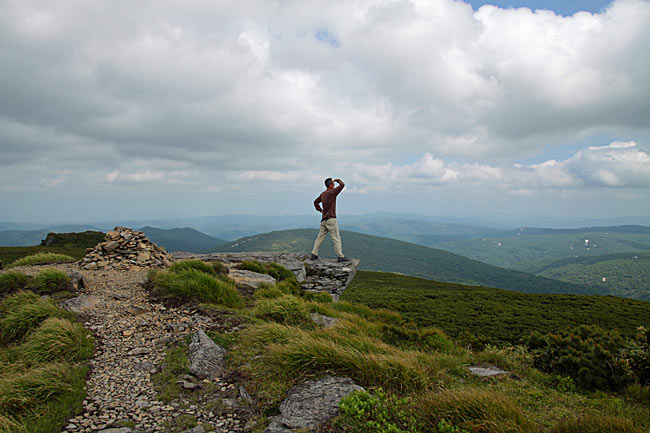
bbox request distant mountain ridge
[140,226,226,253]
[213,228,592,295]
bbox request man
[311,177,351,262]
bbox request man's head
[324,177,334,189]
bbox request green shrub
[623,384,650,406]
[237,260,267,275]
[552,412,645,433]
[336,389,420,433]
[0,272,31,294]
[623,326,650,385]
[0,362,74,411]
[169,259,216,275]
[0,293,69,343]
[415,389,534,433]
[29,269,71,294]
[9,253,75,268]
[254,285,284,299]
[148,269,243,308]
[524,324,631,390]
[20,318,94,364]
[275,279,300,295]
[254,296,313,328]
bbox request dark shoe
[311,254,319,260]
[337,256,351,262]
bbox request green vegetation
[39,231,105,248]
[0,246,86,269]
[147,260,243,308]
[8,253,76,268]
[342,271,650,346]
[216,229,591,295]
[436,227,650,274]
[225,268,650,433]
[537,253,650,300]
[0,291,93,433]
[0,269,73,297]
[0,272,30,294]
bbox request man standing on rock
[311,178,351,263]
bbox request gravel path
[14,264,256,433]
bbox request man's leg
[326,218,344,258]
[311,221,329,256]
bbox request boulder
[264,376,363,432]
[310,313,338,328]
[468,364,508,378]
[229,269,276,290]
[188,330,226,379]
[60,295,101,313]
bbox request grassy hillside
[214,229,592,295]
[343,271,650,345]
[140,226,226,253]
[0,225,103,247]
[537,252,650,301]
[437,226,650,273]
[0,246,86,267]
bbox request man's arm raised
[333,178,345,194]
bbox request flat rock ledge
[468,365,508,378]
[264,376,364,433]
[172,252,360,300]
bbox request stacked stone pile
[81,227,173,270]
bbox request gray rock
[239,385,254,404]
[468,365,508,377]
[182,426,205,433]
[127,347,151,356]
[177,380,200,390]
[69,271,88,290]
[264,376,363,432]
[188,330,226,379]
[61,295,101,313]
[229,269,276,290]
[310,313,338,328]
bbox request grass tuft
[0,363,74,411]
[0,272,31,294]
[0,414,27,433]
[148,268,243,308]
[254,295,314,328]
[416,388,535,433]
[8,253,75,268]
[30,269,71,294]
[169,259,216,275]
[0,293,70,344]
[20,318,94,364]
[553,412,646,433]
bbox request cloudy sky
[1,0,649,224]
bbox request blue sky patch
[315,29,340,47]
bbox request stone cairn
[81,227,173,270]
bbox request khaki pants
[312,218,343,257]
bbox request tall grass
[0,414,27,433]
[254,296,314,328]
[0,363,74,411]
[148,268,243,308]
[553,412,646,433]
[0,293,69,343]
[30,269,71,294]
[0,271,31,294]
[20,318,94,363]
[8,253,75,268]
[415,388,535,433]
[169,259,216,275]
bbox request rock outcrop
[171,252,359,300]
[81,227,173,270]
[264,376,364,433]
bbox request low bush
[623,326,650,385]
[169,259,216,276]
[0,271,31,294]
[254,296,313,328]
[380,325,456,354]
[8,253,75,268]
[0,293,69,343]
[0,363,74,411]
[335,388,420,433]
[148,269,243,308]
[415,388,534,433]
[253,285,284,299]
[524,324,631,390]
[20,318,94,364]
[30,269,71,294]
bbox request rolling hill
[436,225,650,273]
[213,228,592,295]
[343,271,650,345]
[535,252,650,301]
[140,226,227,253]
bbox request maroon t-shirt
[314,182,344,221]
